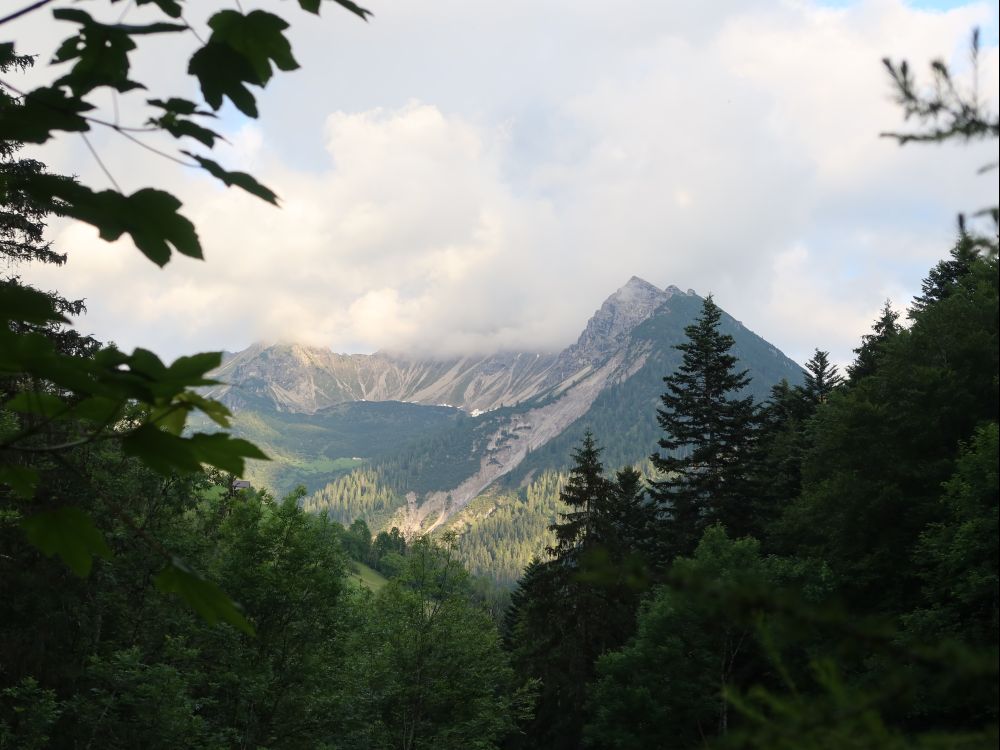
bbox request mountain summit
[585,276,680,346]
[549,277,687,381]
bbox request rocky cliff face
[544,277,686,388]
[207,276,683,415]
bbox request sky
[8,0,1000,368]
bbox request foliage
[801,349,843,406]
[882,29,999,256]
[504,434,653,750]
[0,1,368,625]
[649,295,760,558]
[334,536,526,750]
[780,247,998,615]
[426,470,564,586]
[498,238,998,749]
[846,298,902,383]
[586,527,775,749]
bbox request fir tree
[649,295,758,558]
[751,379,813,546]
[1,49,98,363]
[548,430,611,557]
[801,349,844,406]
[506,435,652,750]
[910,233,980,318]
[847,300,901,383]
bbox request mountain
[209,279,804,547]
[206,343,558,415]
[206,276,683,415]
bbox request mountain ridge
[206,276,695,415]
[206,278,803,536]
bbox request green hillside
[509,293,803,481]
[203,400,463,494]
[346,561,388,592]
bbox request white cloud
[13,0,999,367]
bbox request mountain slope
[511,291,803,481]
[212,279,804,543]
[208,276,679,415]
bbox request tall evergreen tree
[847,300,901,383]
[784,244,998,616]
[548,431,611,557]
[506,434,652,750]
[649,295,758,558]
[1,49,98,363]
[750,379,812,548]
[801,349,844,406]
[910,233,980,317]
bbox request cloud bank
[16,0,1000,367]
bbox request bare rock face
[205,343,370,413]
[208,277,675,416]
[545,276,674,387]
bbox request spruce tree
[910,234,980,317]
[548,430,611,556]
[847,300,901,383]
[751,379,812,546]
[1,49,98,363]
[649,295,758,558]
[802,349,844,405]
[506,435,652,750]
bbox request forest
[2,2,998,749]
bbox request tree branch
[0,0,56,27]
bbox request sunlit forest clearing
[1,1,998,748]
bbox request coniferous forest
[1,3,998,749]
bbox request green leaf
[122,424,203,474]
[187,433,270,474]
[155,561,254,634]
[176,392,231,428]
[4,392,67,419]
[166,351,222,380]
[0,86,93,144]
[153,115,224,147]
[206,10,299,84]
[73,396,124,424]
[21,507,112,577]
[24,177,202,266]
[300,1,371,20]
[103,189,202,265]
[53,8,186,35]
[51,9,181,96]
[150,403,189,435]
[187,42,260,116]
[184,153,279,204]
[148,97,215,117]
[122,427,268,476]
[187,10,301,116]
[0,466,39,499]
[126,347,168,379]
[332,0,373,20]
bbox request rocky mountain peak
[585,276,672,341]
[619,275,663,298]
[547,278,673,380]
